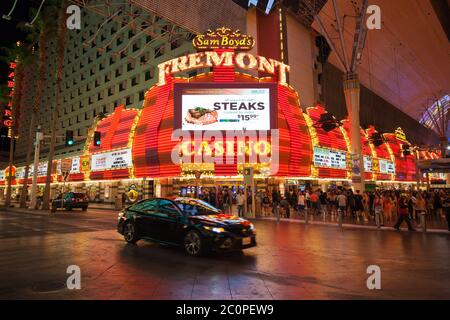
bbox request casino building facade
[0,46,438,204]
[0,1,444,204]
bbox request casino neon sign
[179,140,271,157]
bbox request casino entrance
[172,177,271,198]
[168,176,292,217]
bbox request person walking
[297,191,306,217]
[383,193,393,223]
[391,191,398,221]
[262,192,270,216]
[236,191,245,217]
[305,190,311,213]
[319,190,327,217]
[255,191,262,217]
[310,190,319,216]
[347,190,356,220]
[415,192,427,228]
[327,191,337,217]
[280,196,290,218]
[209,190,216,207]
[369,191,375,218]
[373,192,384,226]
[246,191,252,215]
[228,188,234,213]
[336,191,347,217]
[354,190,364,222]
[217,188,224,211]
[442,193,450,231]
[362,191,370,222]
[434,191,443,219]
[393,195,416,231]
[271,189,281,220]
[223,188,230,213]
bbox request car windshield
[73,193,86,198]
[174,198,221,216]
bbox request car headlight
[203,225,225,233]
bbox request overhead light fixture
[2,0,18,21]
[313,112,341,132]
[96,112,107,120]
[402,144,411,156]
[370,132,384,147]
[25,0,46,27]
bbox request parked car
[52,192,89,211]
[117,197,257,256]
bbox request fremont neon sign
[157,51,290,86]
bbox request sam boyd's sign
[192,27,255,51]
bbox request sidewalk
[0,200,116,211]
[255,216,450,234]
[2,202,448,234]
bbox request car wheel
[82,206,87,211]
[184,230,204,257]
[124,221,139,244]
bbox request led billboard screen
[174,83,277,131]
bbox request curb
[256,217,450,235]
[1,206,115,216]
[3,207,448,235]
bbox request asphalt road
[0,208,449,300]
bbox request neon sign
[179,140,271,157]
[2,61,16,135]
[193,27,255,51]
[157,51,290,86]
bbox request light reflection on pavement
[0,209,449,300]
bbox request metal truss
[69,0,194,62]
[420,92,449,139]
[287,0,368,75]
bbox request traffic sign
[61,158,73,173]
[243,167,254,185]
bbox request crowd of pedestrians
[269,187,450,232]
[194,186,450,232]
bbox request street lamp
[2,0,18,21]
[30,126,44,209]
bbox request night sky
[0,0,37,85]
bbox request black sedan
[117,197,257,256]
[51,192,89,211]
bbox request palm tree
[0,42,36,207]
[42,0,67,210]
[18,1,58,208]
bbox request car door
[63,192,74,207]
[53,194,63,208]
[128,199,159,238]
[152,199,185,244]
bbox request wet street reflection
[0,209,449,300]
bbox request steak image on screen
[185,107,218,125]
